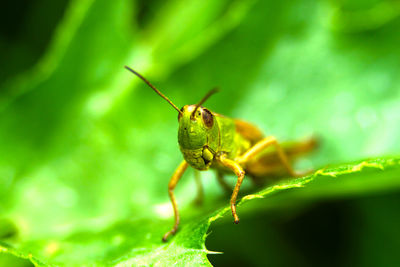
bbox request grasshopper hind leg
[237,136,300,177]
[216,136,306,226]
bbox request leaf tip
[206,249,223,255]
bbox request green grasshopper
[125,66,316,242]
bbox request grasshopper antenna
[191,88,219,119]
[124,66,183,115]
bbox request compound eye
[202,108,214,128]
[178,107,184,121]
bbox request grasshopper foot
[162,228,177,242]
[233,212,240,224]
[231,203,240,224]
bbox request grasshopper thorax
[178,105,218,170]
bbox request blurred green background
[1,0,400,266]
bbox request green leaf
[1,158,399,266]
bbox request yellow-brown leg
[216,171,231,194]
[237,136,298,177]
[217,154,245,224]
[162,160,189,242]
[193,170,203,205]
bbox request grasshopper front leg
[217,136,300,225]
[162,160,189,242]
[217,153,245,224]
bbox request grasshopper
[125,66,316,242]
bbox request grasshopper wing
[234,119,264,144]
